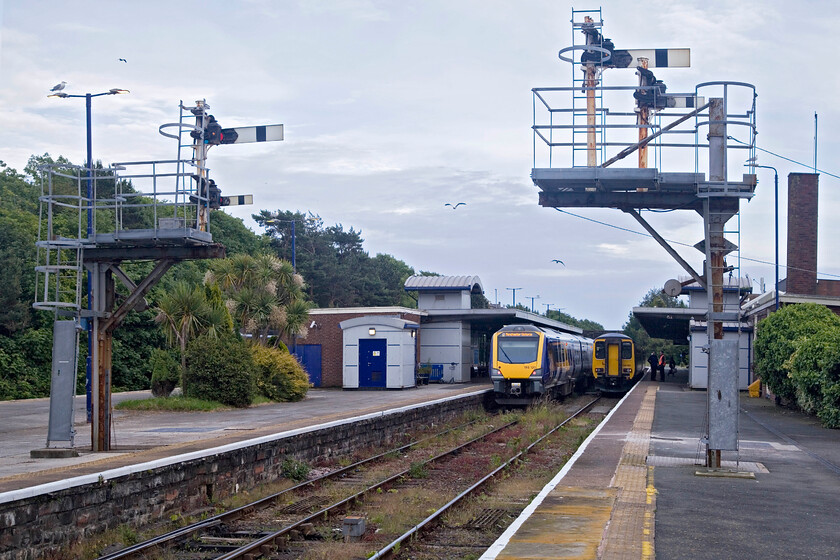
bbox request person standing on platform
[648,352,659,381]
[659,352,666,380]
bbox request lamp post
[265,217,316,272]
[506,287,522,308]
[543,303,552,315]
[746,160,779,311]
[48,87,129,422]
[525,295,540,313]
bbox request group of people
[647,351,676,381]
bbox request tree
[154,281,233,387]
[207,253,309,346]
[546,309,604,332]
[255,210,417,308]
[623,287,688,362]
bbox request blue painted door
[359,339,387,388]
[294,344,322,387]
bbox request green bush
[786,328,840,428]
[150,348,180,398]
[251,345,309,402]
[184,334,256,408]
[280,458,310,481]
[0,328,53,400]
[754,304,840,403]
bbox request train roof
[496,324,592,343]
[594,332,632,340]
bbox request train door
[607,341,620,377]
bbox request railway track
[96,415,507,560]
[96,397,608,560]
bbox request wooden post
[586,64,597,167]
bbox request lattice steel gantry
[532,9,757,469]
[34,100,284,452]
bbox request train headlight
[530,368,542,377]
[490,368,502,378]
[623,368,632,373]
[595,368,605,373]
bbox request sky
[2,1,839,329]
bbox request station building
[292,275,582,389]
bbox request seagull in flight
[50,81,66,92]
[119,58,127,63]
[445,202,466,209]
[551,259,565,266]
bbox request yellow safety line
[600,385,658,559]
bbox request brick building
[743,173,840,323]
[292,275,583,389]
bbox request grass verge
[114,395,230,412]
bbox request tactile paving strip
[599,386,658,560]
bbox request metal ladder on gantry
[34,100,283,452]
[532,8,757,468]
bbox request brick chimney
[786,173,819,295]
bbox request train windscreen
[497,336,539,364]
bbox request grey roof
[404,275,484,294]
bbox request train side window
[621,341,633,360]
[548,341,558,369]
[594,341,605,360]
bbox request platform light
[368,327,376,336]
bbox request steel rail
[213,419,519,560]
[369,395,602,559]
[96,418,485,560]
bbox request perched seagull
[50,81,66,92]
[551,259,566,266]
[119,58,127,63]
[445,202,466,209]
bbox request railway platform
[0,382,491,493]
[3,372,840,558]
[481,369,840,559]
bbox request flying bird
[551,259,565,266]
[50,81,66,92]
[445,202,466,209]
[119,58,127,63]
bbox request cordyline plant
[206,253,310,347]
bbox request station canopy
[632,307,703,343]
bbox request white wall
[418,321,470,383]
[342,325,416,389]
[417,290,470,310]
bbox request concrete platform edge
[478,382,644,560]
[0,388,490,506]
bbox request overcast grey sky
[2,1,839,328]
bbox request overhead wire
[553,208,840,279]
[728,135,840,180]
